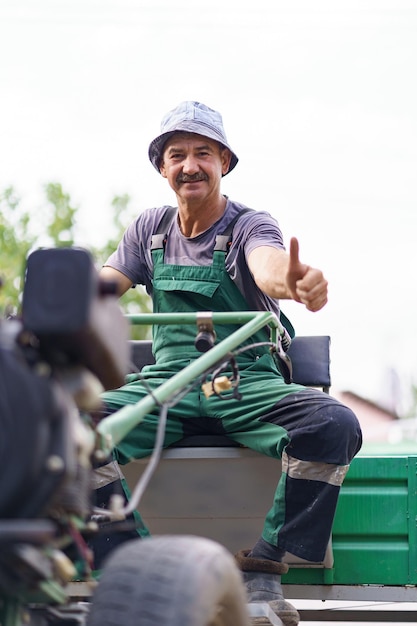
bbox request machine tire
[87,534,250,626]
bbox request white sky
[1,0,417,411]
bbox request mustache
[177,173,208,183]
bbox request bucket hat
[148,101,238,175]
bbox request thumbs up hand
[286,238,328,312]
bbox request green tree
[0,184,151,339]
[0,187,35,315]
[44,182,78,246]
[1,182,79,315]
[91,192,152,338]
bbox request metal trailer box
[283,453,417,587]
[124,451,417,591]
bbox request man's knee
[311,400,362,463]
[269,390,363,464]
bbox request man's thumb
[289,237,300,270]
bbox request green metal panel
[283,455,417,586]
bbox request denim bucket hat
[148,101,238,175]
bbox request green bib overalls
[96,213,362,564]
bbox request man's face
[159,133,231,203]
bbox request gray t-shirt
[105,197,285,318]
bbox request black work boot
[235,550,300,626]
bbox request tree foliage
[0,183,151,338]
[0,187,35,315]
[44,182,78,246]
[90,191,152,335]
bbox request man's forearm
[248,246,292,300]
[100,266,133,297]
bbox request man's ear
[159,162,167,178]
[221,148,232,175]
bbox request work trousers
[92,353,362,565]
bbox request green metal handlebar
[97,311,283,451]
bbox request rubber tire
[87,535,250,626]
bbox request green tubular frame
[97,311,283,450]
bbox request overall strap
[150,206,254,252]
[151,206,177,250]
[214,207,295,339]
[214,208,254,253]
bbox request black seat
[129,336,331,390]
[128,336,331,448]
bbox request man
[96,101,362,626]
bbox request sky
[1,0,417,413]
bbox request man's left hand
[286,238,328,312]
